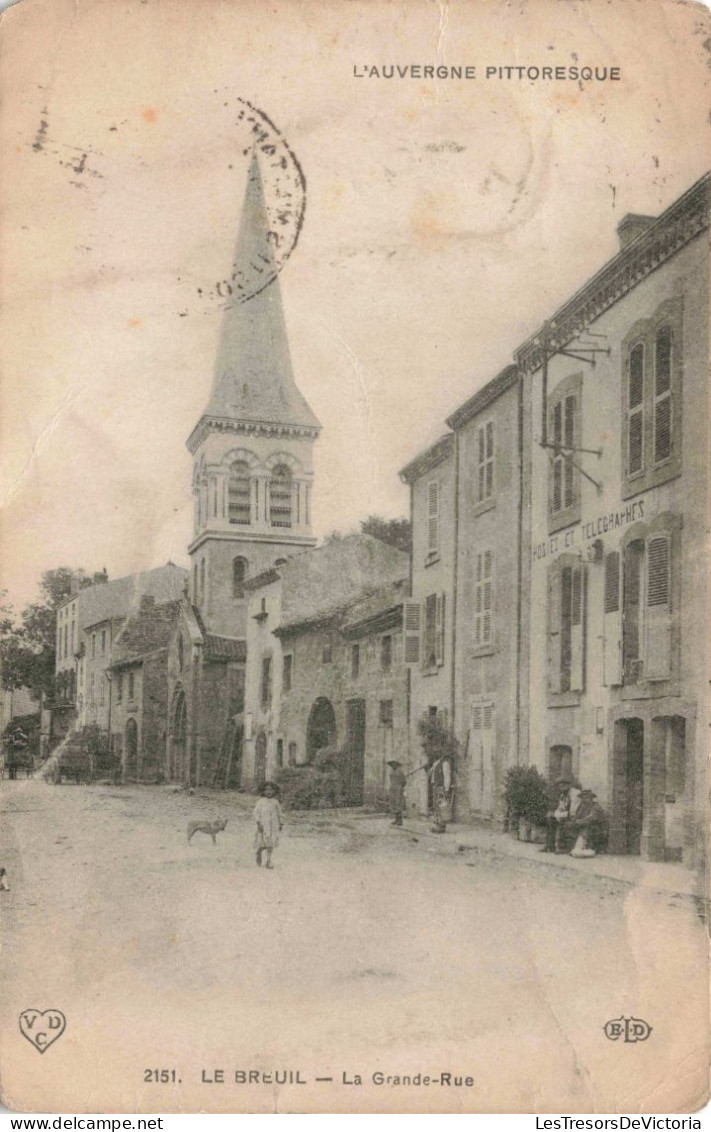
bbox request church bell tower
[186,153,320,637]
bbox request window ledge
[472,497,496,519]
[470,644,495,658]
[421,665,443,677]
[548,509,581,537]
[622,462,682,501]
[618,679,680,701]
[547,691,583,709]
[253,612,268,623]
[424,552,441,567]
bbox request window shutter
[547,565,562,693]
[470,701,494,813]
[654,327,673,464]
[485,421,494,498]
[474,552,493,646]
[403,601,421,665]
[427,481,439,552]
[435,593,445,666]
[645,535,672,680]
[570,563,586,692]
[474,553,483,644]
[603,551,623,685]
[483,550,493,645]
[552,460,562,513]
[627,344,645,475]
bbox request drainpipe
[406,481,413,759]
[450,431,459,733]
[541,322,550,446]
[515,369,525,766]
[190,642,202,786]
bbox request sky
[0,0,709,611]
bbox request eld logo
[604,1016,653,1043]
[19,1008,66,1053]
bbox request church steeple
[188,152,320,452]
[186,153,320,637]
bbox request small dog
[0,868,9,892]
[187,818,227,845]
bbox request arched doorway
[125,718,139,779]
[549,744,573,782]
[255,730,267,787]
[611,718,644,855]
[306,697,337,762]
[170,688,188,782]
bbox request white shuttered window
[474,551,494,647]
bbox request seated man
[541,777,580,853]
[569,789,607,857]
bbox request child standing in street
[254,781,284,869]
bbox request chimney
[617,213,656,250]
[70,570,83,596]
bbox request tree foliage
[417,713,459,765]
[360,514,412,554]
[0,568,79,698]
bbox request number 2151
[144,1069,179,1083]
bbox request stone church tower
[186,154,321,638]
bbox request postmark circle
[203,98,306,308]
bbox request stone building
[241,533,409,798]
[53,563,186,747]
[446,364,531,825]
[517,174,709,867]
[165,597,246,787]
[77,564,187,737]
[397,172,708,868]
[399,434,456,815]
[164,152,320,785]
[109,596,181,780]
[52,569,108,744]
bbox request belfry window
[228,461,251,525]
[269,464,293,528]
[233,557,248,599]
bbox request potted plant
[503,766,549,841]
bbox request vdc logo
[604,1016,653,1043]
[19,1008,66,1053]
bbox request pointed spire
[198,152,320,434]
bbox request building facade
[53,564,186,747]
[517,175,709,867]
[165,597,246,787]
[399,434,456,815]
[446,365,531,824]
[242,533,409,796]
[109,596,181,780]
[396,172,708,868]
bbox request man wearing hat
[387,760,407,827]
[6,727,28,781]
[541,776,581,853]
[569,789,607,857]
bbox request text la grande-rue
[201,1069,474,1087]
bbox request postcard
[0,0,709,1114]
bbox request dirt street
[0,779,706,1114]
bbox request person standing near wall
[387,760,407,827]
